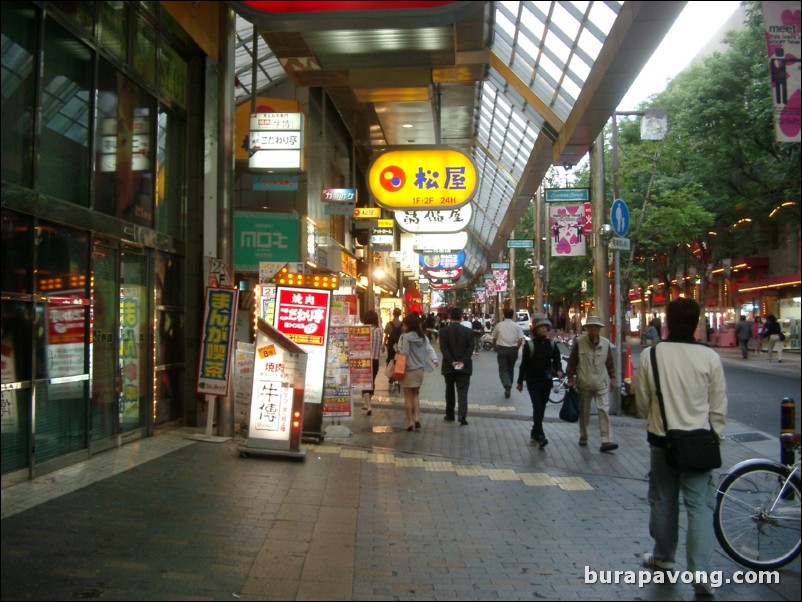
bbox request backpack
[387,320,403,350]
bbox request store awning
[733,273,801,294]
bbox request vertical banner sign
[196,287,239,396]
[490,263,509,293]
[763,1,801,142]
[246,321,307,450]
[272,287,332,406]
[348,326,374,392]
[550,204,589,257]
[322,299,352,418]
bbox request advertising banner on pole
[763,1,801,142]
[196,287,239,396]
[549,204,589,257]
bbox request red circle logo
[379,166,406,192]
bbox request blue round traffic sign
[611,198,629,237]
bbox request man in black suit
[440,306,475,425]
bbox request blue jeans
[496,346,518,390]
[647,446,715,573]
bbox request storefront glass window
[1,210,34,474]
[98,1,127,62]
[159,42,187,109]
[95,59,155,226]
[1,2,37,188]
[40,20,91,206]
[154,251,183,426]
[156,108,186,239]
[48,1,95,34]
[33,221,90,463]
[132,16,157,87]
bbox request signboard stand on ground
[238,319,308,460]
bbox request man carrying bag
[634,297,728,596]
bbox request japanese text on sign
[197,288,238,396]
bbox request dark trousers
[444,372,471,420]
[496,346,518,390]
[525,381,551,438]
[739,338,750,358]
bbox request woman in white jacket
[397,313,438,431]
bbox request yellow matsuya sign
[368,147,477,210]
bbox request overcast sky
[617,1,743,110]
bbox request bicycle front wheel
[714,461,801,570]
[548,379,566,404]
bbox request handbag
[651,346,721,471]
[559,387,580,423]
[385,359,395,378]
[392,353,407,381]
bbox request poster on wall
[119,285,143,424]
[234,342,255,433]
[271,287,332,406]
[549,204,589,257]
[349,325,374,392]
[322,299,352,418]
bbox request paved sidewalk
[1,343,800,601]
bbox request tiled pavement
[1,341,800,601]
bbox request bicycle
[714,432,801,570]
[548,375,567,403]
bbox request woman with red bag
[396,313,438,431]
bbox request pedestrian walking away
[491,308,525,399]
[396,313,439,431]
[517,317,563,448]
[634,297,728,597]
[359,309,383,416]
[471,315,484,354]
[440,307,475,425]
[565,315,619,452]
[762,314,785,363]
[384,307,404,391]
[734,314,754,359]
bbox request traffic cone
[624,345,634,381]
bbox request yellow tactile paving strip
[305,444,593,491]
[373,396,518,412]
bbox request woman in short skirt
[396,313,438,431]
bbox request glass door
[90,241,119,447]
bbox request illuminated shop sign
[394,203,472,233]
[419,252,465,269]
[368,147,476,210]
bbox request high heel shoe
[405,425,414,431]
[414,421,421,429]
[366,409,372,416]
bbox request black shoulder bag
[651,345,721,472]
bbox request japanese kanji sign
[197,287,239,396]
[368,147,477,210]
[272,287,332,406]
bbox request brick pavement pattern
[2,341,799,601]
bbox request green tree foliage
[617,1,800,290]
